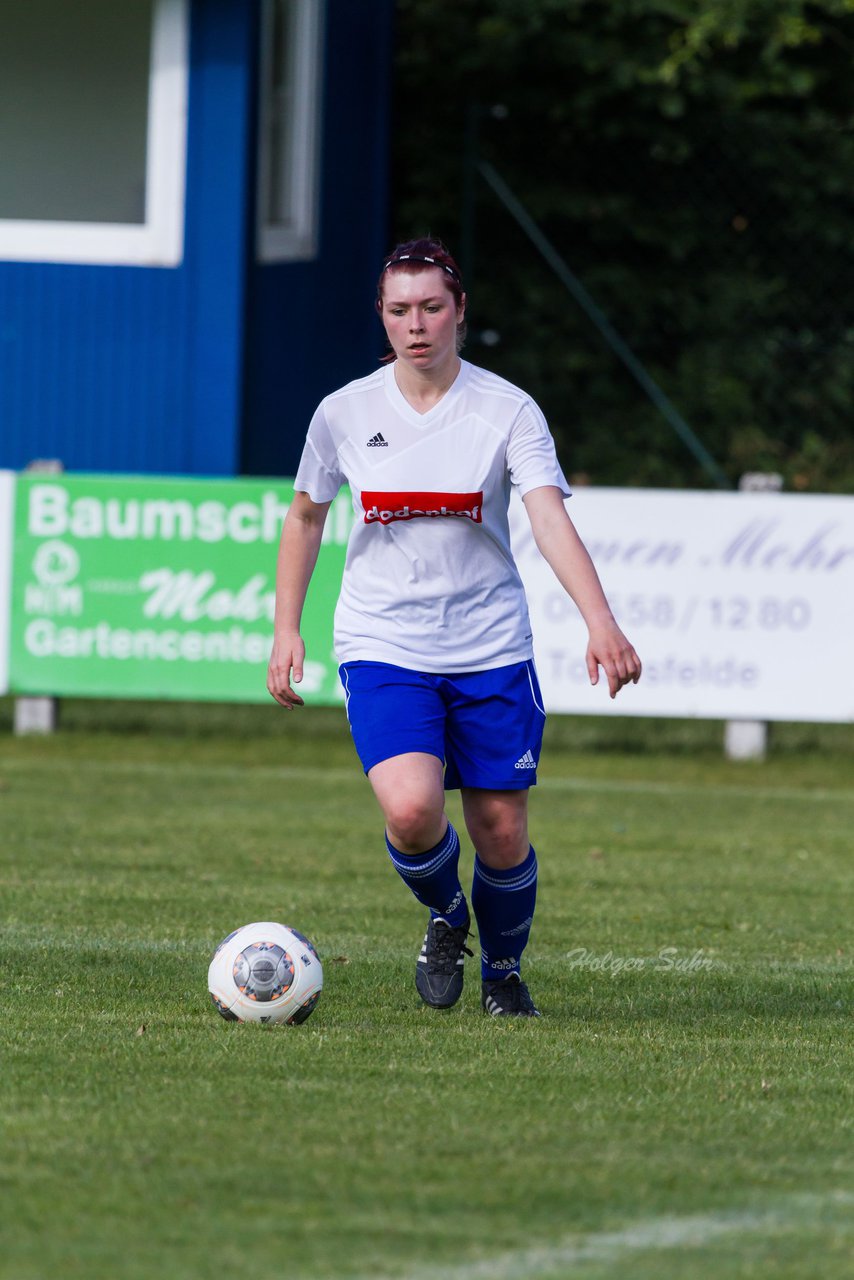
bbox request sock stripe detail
[386,824,460,879]
[473,854,538,893]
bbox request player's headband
[381,253,461,284]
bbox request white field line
[360,1192,854,1280]
[2,754,853,805]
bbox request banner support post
[13,460,63,736]
[722,473,784,762]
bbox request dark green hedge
[390,0,854,490]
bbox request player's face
[379,268,465,374]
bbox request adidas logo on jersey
[514,750,536,770]
[366,432,388,447]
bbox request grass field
[1,698,852,1280]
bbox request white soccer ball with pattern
[208,921,322,1025]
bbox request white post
[724,719,769,761]
[723,472,783,762]
[14,697,58,735]
[13,459,64,736]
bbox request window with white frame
[0,0,188,267]
[257,0,325,262]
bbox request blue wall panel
[240,0,394,478]
[0,0,256,478]
[0,0,393,481]
[0,256,191,474]
[183,0,256,475]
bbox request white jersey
[294,359,570,672]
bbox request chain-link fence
[465,114,854,491]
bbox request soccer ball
[208,921,322,1025]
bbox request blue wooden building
[0,0,394,478]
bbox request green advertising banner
[0,471,14,695]
[10,474,351,704]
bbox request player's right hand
[267,632,306,709]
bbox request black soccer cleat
[415,913,473,1009]
[481,973,541,1017]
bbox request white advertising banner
[0,471,14,694]
[510,488,854,722]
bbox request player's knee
[385,796,443,852]
[477,833,529,869]
[467,805,528,868]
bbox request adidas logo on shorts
[514,750,536,770]
[366,432,388,447]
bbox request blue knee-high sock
[471,846,538,980]
[385,823,469,926]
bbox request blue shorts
[339,660,547,790]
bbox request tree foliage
[390,0,854,489]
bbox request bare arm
[522,485,642,698]
[267,491,332,708]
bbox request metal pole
[478,160,732,491]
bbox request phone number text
[544,594,812,631]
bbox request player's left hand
[586,620,642,699]
[267,630,306,709]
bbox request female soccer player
[267,238,641,1017]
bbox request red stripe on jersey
[362,491,484,525]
